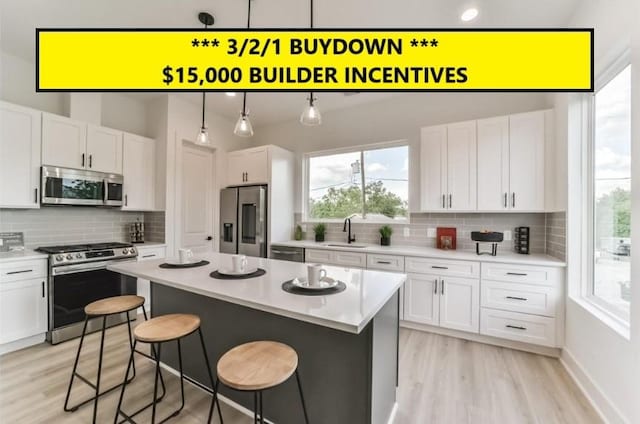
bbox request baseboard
[0,333,45,356]
[560,348,629,424]
[400,321,561,357]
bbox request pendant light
[300,0,321,126]
[234,0,254,137]
[234,92,254,137]
[196,12,215,145]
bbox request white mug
[307,264,327,286]
[178,248,194,264]
[232,254,248,273]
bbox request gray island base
[152,282,399,424]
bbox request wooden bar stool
[213,341,310,424]
[114,313,223,424]
[64,295,160,424]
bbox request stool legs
[199,327,223,424]
[93,316,107,423]
[295,370,310,424]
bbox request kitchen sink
[326,243,368,248]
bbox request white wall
[250,92,551,213]
[101,93,150,137]
[559,1,639,423]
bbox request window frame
[584,51,632,325]
[302,140,410,223]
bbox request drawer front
[333,251,366,268]
[481,263,560,285]
[405,257,479,278]
[305,249,334,264]
[367,254,405,272]
[480,308,556,347]
[0,259,47,283]
[136,247,166,261]
[481,280,558,317]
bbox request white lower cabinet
[305,248,366,268]
[404,274,439,326]
[480,308,556,347]
[136,245,166,311]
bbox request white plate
[291,277,339,290]
[217,267,259,276]
[164,258,202,266]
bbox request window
[589,64,631,322]
[306,144,409,221]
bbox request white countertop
[108,252,405,334]
[271,240,566,267]
[0,249,48,264]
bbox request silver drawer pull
[506,324,527,331]
[376,261,392,265]
[6,269,33,275]
[271,250,298,255]
[506,272,527,276]
[431,266,448,270]
[142,254,157,258]
[505,296,528,301]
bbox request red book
[436,227,457,250]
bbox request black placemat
[159,260,210,269]
[282,279,347,296]
[210,268,266,280]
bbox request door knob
[206,236,213,241]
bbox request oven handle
[52,259,134,276]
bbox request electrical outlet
[427,228,436,238]
[504,230,512,241]
[403,227,411,237]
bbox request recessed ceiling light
[225,92,236,97]
[461,8,479,22]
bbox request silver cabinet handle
[504,193,508,208]
[506,324,527,331]
[6,269,33,275]
[142,254,157,258]
[434,279,438,294]
[506,296,528,301]
[376,261,392,265]
[506,272,527,276]
[512,192,516,208]
[441,279,445,295]
[431,265,448,270]
[271,250,298,255]
[449,194,452,208]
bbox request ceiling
[0,0,582,126]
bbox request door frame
[172,131,218,257]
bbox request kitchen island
[108,252,405,424]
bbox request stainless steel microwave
[41,166,124,206]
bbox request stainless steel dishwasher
[270,245,305,262]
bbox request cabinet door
[403,273,439,325]
[227,151,247,186]
[439,277,479,333]
[86,125,123,174]
[446,121,477,211]
[122,133,155,210]
[0,102,41,208]
[0,278,47,344]
[509,111,545,211]
[305,249,334,264]
[477,116,510,211]
[420,125,447,211]
[42,113,87,169]
[244,147,269,184]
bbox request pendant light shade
[300,93,321,126]
[234,114,254,137]
[195,125,209,145]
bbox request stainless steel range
[36,242,138,344]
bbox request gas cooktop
[36,242,137,265]
[36,242,133,254]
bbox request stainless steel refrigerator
[219,185,267,257]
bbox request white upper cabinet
[420,121,476,211]
[122,133,156,211]
[420,125,447,210]
[0,102,41,208]
[42,114,123,174]
[227,146,269,186]
[86,125,123,174]
[42,113,87,170]
[477,116,510,211]
[508,111,545,211]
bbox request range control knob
[129,248,136,254]
[75,253,82,259]
[66,254,72,260]
[56,255,63,261]
[122,249,128,254]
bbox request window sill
[568,295,630,340]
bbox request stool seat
[134,313,201,343]
[217,341,298,391]
[84,295,145,316]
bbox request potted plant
[313,223,327,242]
[379,225,393,246]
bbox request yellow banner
[37,29,593,91]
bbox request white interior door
[181,143,215,255]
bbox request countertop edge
[0,250,48,263]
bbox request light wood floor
[0,322,601,424]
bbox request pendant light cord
[201,20,209,129]
[242,0,251,117]
[308,0,314,107]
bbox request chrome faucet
[343,214,357,244]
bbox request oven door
[49,259,136,331]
